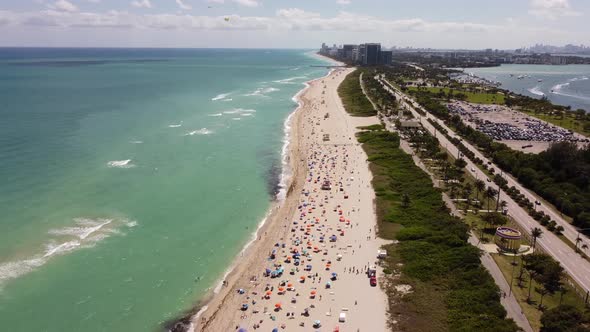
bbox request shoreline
[188,60,388,331]
[169,57,344,332]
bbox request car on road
[370,276,377,287]
[535,200,541,205]
[470,167,475,172]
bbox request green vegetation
[521,109,590,137]
[337,69,377,117]
[506,93,590,137]
[356,129,519,332]
[408,86,505,104]
[493,253,590,331]
[448,112,590,231]
[361,72,399,116]
[540,305,590,332]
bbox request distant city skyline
[0,0,588,49]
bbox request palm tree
[536,286,549,309]
[463,183,473,211]
[485,187,497,212]
[499,200,508,214]
[531,227,543,252]
[475,180,485,204]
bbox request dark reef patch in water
[256,147,282,199]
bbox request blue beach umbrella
[272,328,279,332]
[238,328,247,332]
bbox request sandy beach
[191,67,389,331]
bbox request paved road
[377,77,590,294]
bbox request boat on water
[517,75,525,79]
[538,79,543,82]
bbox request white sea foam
[168,122,183,128]
[222,98,233,102]
[185,128,213,136]
[273,76,307,84]
[211,93,231,101]
[528,85,545,96]
[0,217,136,287]
[129,140,143,144]
[232,118,242,121]
[244,87,280,97]
[107,159,135,168]
[208,113,223,117]
[223,108,256,115]
[184,66,336,328]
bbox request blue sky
[0,0,588,48]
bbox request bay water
[466,64,590,112]
[0,48,330,331]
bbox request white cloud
[176,0,192,10]
[336,0,351,4]
[233,0,259,7]
[204,0,259,6]
[87,0,101,3]
[48,0,78,12]
[529,0,581,19]
[131,0,152,9]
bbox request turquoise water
[467,64,590,112]
[0,48,329,331]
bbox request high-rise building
[342,44,356,61]
[358,44,367,64]
[364,43,381,66]
[380,51,392,65]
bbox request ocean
[466,64,590,112]
[0,48,330,331]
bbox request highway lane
[377,76,590,294]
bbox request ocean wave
[222,98,233,102]
[223,108,256,115]
[185,128,213,136]
[273,76,307,84]
[211,93,231,101]
[168,122,183,128]
[208,113,223,117]
[107,159,135,168]
[232,118,242,121]
[528,85,545,96]
[129,140,143,144]
[0,217,136,287]
[244,87,280,97]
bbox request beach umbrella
[266,291,272,296]
[275,303,282,308]
[238,328,247,332]
[278,287,285,292]
[310,290,317,295]
[272,329,279,332]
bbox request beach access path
[193,68,389,331]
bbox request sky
[0,0,588,49]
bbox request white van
[339,312,346,322]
